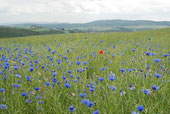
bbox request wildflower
[79,93,86,98]
[62,76,67,80]
[52,78,57,82]
[38,101,44,104]
[142,89,151,95]
[86,101,94,107]
[90,88,95,92]
[120,68,126,72]
[34,87,40,91]
[137,105,144,112]
[29,68,34,72]
[129,83,135,90]
[0,88,5,92]
[16,74,21,78]
[154,73,162,78]
[81,99,90,104]
[99,77,105,81]
[57,59,61,64]
[154,59,161,62]
[109,86,117,91]
[52,51,56,54]
[120,90,126,96]
[76,61,81,65]
[12,84,21,88]
[0,104,7,110]
[45,82,50,86]
[68,70,72,74]
[53,72,57,76]
[163,54,168,57]
[99,50,104,54]
[93,110,99,114]
[65,83,71,88]
[21,92,28,97]
[109,76,116,81]
[68,105,76,112]
[13,66,18,70]
[109,72,116,81]
[26,99,32,104]
[152,85,160,91]
[25,76,31,81]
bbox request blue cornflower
[14,66,18,70]
[29,68,34,72]
[48,47,51,52]
[38,101,44,104]
[120,68,126,72]
[21,92,28,97]
[109,76,116,81]
[53,72,57,76]
[65,83,71,88]
[146,52,151,56]
[76,61,81,65]
[25,76,31,81]
[128,69,133,72]
[36,95,42,100]
[45,82,50,86]
[83,61,88,65]
[79,93,86,98]
[154,59,161,62]
[62,76,67,80]
[67,49,71,53]
[16,74,21,78]
[26,99,32,104]
[52,78,57,82]
[68,70,72,74]
[81,99,90,104]
[143,89,151,95]
[12,84,21,88]
[132,49,136,52]
[0,88,5,92]
[137,105,144,112]
[57,59,61,64]
[109,86,117,91]
[86,101,94,107]
[90,88,95,92]
[152,85,160,91]
[129,84,135,90]
[154,73,162,78]
[68,106,76,112]
[120,90,126,96]
[52,51,56,54]
[99,77,105,81]
[34,87,40,91]
[93,110,99,114]
[163,54,168,57]
[0,104,7,110]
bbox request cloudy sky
[0,0,170,24]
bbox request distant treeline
[0,27,64,38]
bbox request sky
[0,0,170,24]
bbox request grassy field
[0,28,169,114]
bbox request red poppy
[99,50,104,54]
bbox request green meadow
[0,28,169,114]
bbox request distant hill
[0,27,64,38]
[7,19,170,33]
[9,19,170,28]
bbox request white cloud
[0,0,170,24]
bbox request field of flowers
[0,28,169,114]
